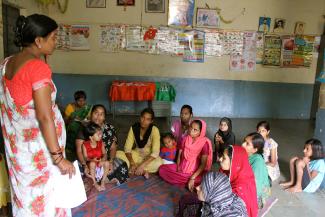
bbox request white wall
[0,0,48,59]
[2,0,325,84]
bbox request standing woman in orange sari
[0,14,75,217]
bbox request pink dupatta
[181,119,213,174]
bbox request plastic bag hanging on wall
[317,48,325,83]
[168,0,195,28]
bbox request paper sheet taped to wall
[100,24,126,52]
[230,31,257,72]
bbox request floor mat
[72,175,187,217]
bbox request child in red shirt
[160,132,177,164]
[82,122,111,191]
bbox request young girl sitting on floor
[280,138,325,193]
[214,117,236,155]
[82,122,111,191]
[160,132,177,164]
[242,132,271,208]
[257,121,281,181]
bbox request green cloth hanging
[155,82,176,102]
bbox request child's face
[91,130,102,142]
[303,144,313,158]
[215,133,222,141]
[242,136,257,156]
[76,97,86,108]
[180,108,192,124]
[257,126,269,139]
[219,121,229,132]
[219,149,231,171]
[163,137,174,149]
[196,184,205,201]
[189,122,201,138]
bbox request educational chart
[263,35,281,66]
[99,24,126,52]
[156,27,185,56]
[55,20,320,67]
[204,30,223,57]
[179,30,205,62]
[280,35,295,67]
[292,35,315,67]
[125,25,147,51]
[230,31,257,72]
[255,32,264,64]
[143,26,159,54]
[70,25,90,51]
[223,31,244,56]
[56,24,71,50]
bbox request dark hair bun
[13,14,58,48]
[14,15,27,47]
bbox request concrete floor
[109,115,325,217]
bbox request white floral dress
[0,58,71,217]
[263,138,281,181]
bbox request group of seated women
[64,93,324,217]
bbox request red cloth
[84,140,103,160]
[4,59,52,106]
[160,141,177,161]
[109,81,156,101]
[221,146,258,217]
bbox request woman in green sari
[65,90,92,160]
[242,132,271,209]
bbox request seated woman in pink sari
[159,119,213,191]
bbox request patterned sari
[65,104,92,158]
[0,58,70,217]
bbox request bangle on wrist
[55,157,63,165]
[53,154,63,165]
[190,177,196,180]
[50,148,62,155]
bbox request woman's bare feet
[286,186,302,193]
[100,182,106,191]
[106,177,120,185]
[94,183,103,191]
[144,171,150,179]
[279,181,293,188]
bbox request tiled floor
[109,115,325,217]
